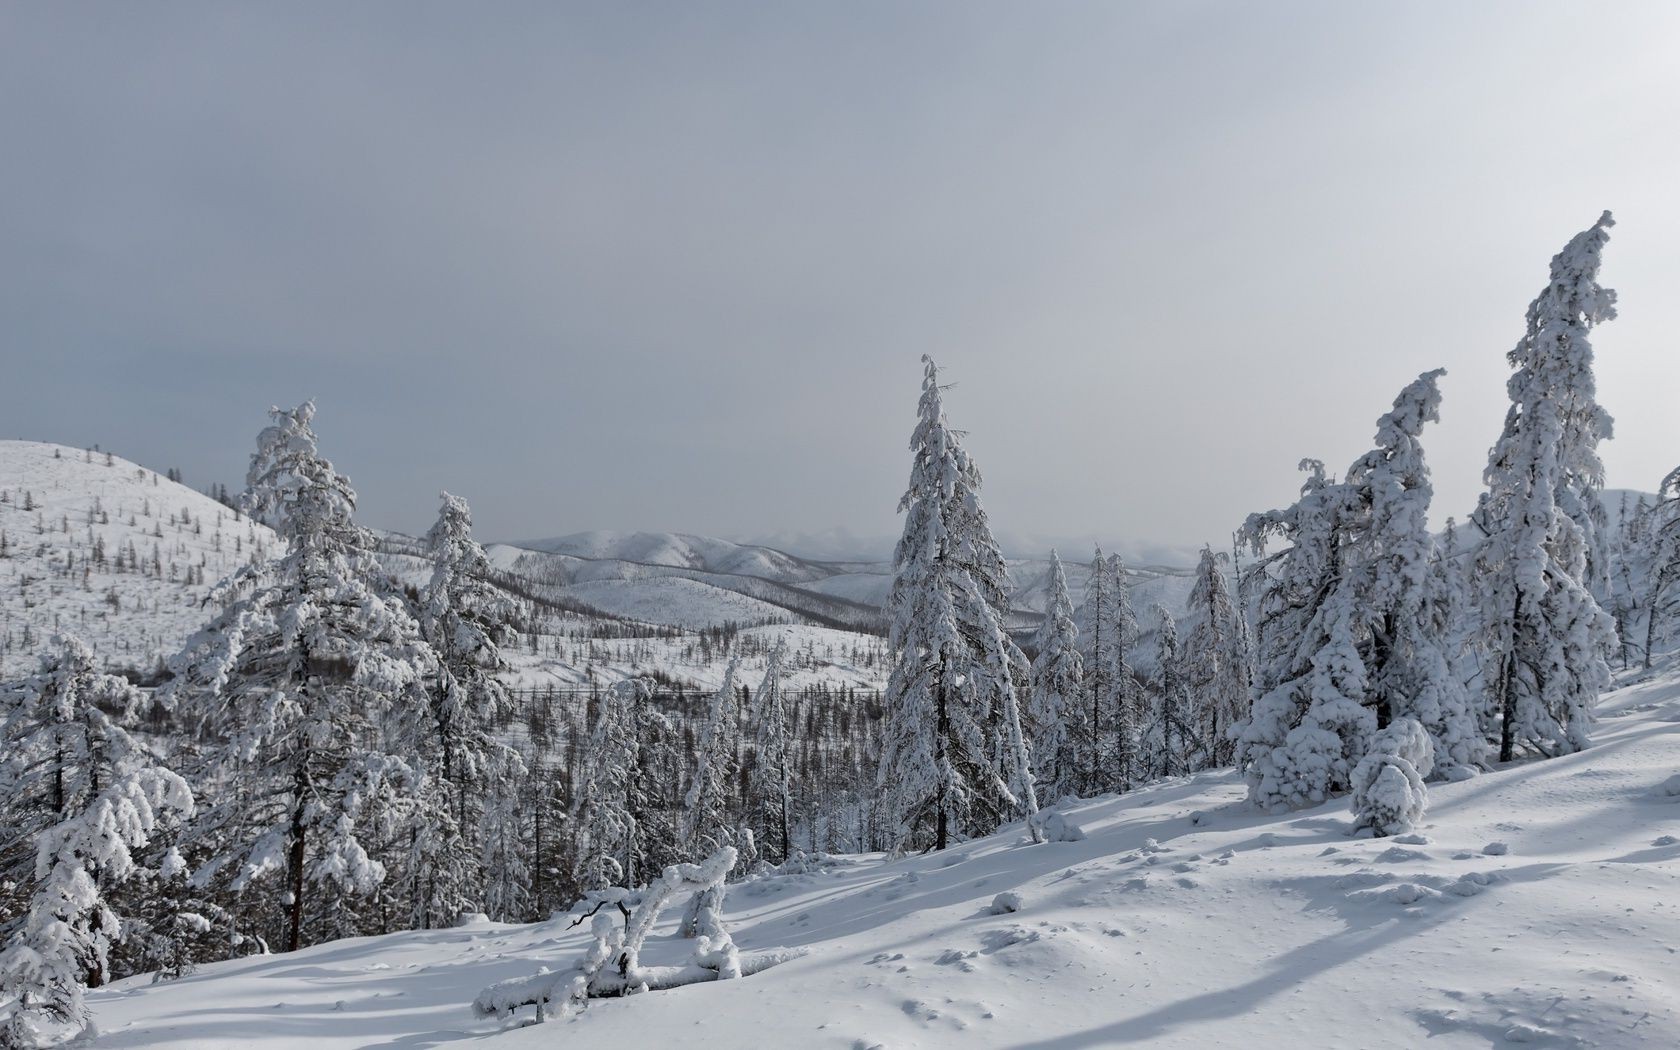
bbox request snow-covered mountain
[511,530,835,585]
[86,666,1680,1049]
[0,441,277,678]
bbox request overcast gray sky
[3,2,1677,557]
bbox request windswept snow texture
[0,441,278,678]
[90,671,1680,1049]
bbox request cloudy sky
[4,2,1677,558]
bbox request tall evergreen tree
[1237,459,1371,811]
[1182,546,1249,766]
[876,357,1035,850]
[682,658,742,856]
[572,678,653,892]
[0,636,193,1047]
[747,641,795,863]
[1645,466,1680,668]
[1346,370,1482,778]
[163,403,437,952]
[1027,551,1083,800]
[1238,371,1474,809]
[1472,213,1620,761]
[1143,610,1198,779]
[412,492,526,925]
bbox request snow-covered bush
[1349,718,1434,837]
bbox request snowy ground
[89,670,1680,1049]
[0,441,277,678]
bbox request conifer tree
[411,492,526,925]
[572,678,656,892]
[1237,460,1371,811]
[163,403,438,952]
[0,636,193,1047]
[1143,610,1199,778]
[747,641,795,863]
[1347,370,1483,778]
[682,658,742,856]
[1645,466,1680,668]
[1074,548,1114,794]
[1182,546,1249,766]
[876,357,1035,850]
[1027,550,1083,800]
[1473,213,1620,761]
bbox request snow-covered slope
[89,670,1680,1049]
[558,575,800,629]
[511,530,833,585]
[0,441,277,678]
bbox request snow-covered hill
[88,669,1680,1049]
[0,441,277,678]
[512,530,834,585]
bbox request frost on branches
[681,656,742,860]
[415,492,528,925]
[1182,546,1250,767]
[1646,466,1680,666]
[475,845,805,1026]
[1237,369,1476,813]
[572,677,658,893]
[1237,459,1372,811]
[162,403,441,952]
[1473,213,1619,762]
[747,639,796,863]
[1027,550,1083,801]
[1349,718,1434,837]
[0,635,193,1048]
[1075,549,1138,794]
[877,356,1036,851]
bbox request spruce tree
[1645,466,1680,668]
[747,641,795,863]
[876,357,1035,850]
[0,636,193,1047]
[413,492,526,925]
[163,403,438,952]
[1473,213,1620,761]
[1027,550,1083,800]
[1182,546,1249,766]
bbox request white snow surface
[89,670,1680,1049]
[0,441,278,677]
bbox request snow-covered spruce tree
[163,402,437,953]
[0,636,193,1047]
[1643,467,1680,668]
[876,356,1036,851]
[1182,546,1249,767]
[1473,213,1620,762]
[1074,550,1137,794]
[1237,370,1486,810]
[571,678,655,893]
[410,491,527,926]
[1027,550,1083,801]
[1344,370,1483,779]
[747,640,796,863]
[1142,609,1199,779]
[1236,460,1373,811]
[1073,547,1114,795]
[681,657,742,856]
[1106,554,1141,792]
[1348,717,1434,837]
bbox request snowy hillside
[88,668,1680,1049]
[492,533,1202,639]
[0,441,277,678]
[512,530,834,585]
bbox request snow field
[89,671,1680,1049]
